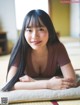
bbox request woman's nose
[32,30,38,38]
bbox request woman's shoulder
[50,42,65,49]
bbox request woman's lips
[31,41,42,44]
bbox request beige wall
[49,0,70,36]
[0,0,18,44]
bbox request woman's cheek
[25,33,30,43]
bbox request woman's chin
[31,46,41,50]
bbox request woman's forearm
[12,77,77,90]
[13,80,48,90]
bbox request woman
[2,9,76,91]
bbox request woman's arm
[7,66,48,90]
[7,66,18,82]
[8,64,77,90]
[61,63,76,81]
[13,80,48,90]
[12,74,76,90]
[13,77,76,90]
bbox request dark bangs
[25,13,44,28]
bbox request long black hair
[2,9,60,91]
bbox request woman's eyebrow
[26,26,44,28]
[26,26,31,28]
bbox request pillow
[0,86,80,104]
[0,76,80,104]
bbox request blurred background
[0,0,80,54]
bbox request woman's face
[24,26,49,50]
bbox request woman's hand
[19,75,36,82]
[18,75,77,90]
[13,75,77,90]
[47,76,77,90]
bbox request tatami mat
[58,99,80,105]
[11,101,53,105]
[0,55,10,84]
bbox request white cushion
[0,86,80,104]
[0,76,80,104]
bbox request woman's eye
[39,28,44,31]
[26,29,32,32]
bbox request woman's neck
[32,46,48,57]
